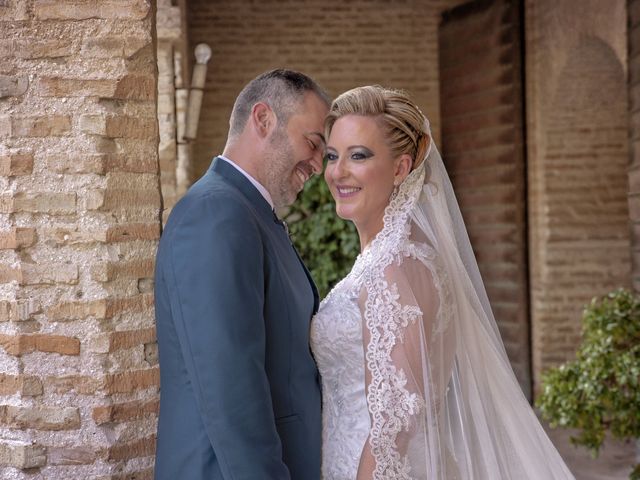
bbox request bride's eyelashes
[349,148,373,160]
[324,150,338,163]
[324,147,374,162]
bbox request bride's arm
[356,258,440,479]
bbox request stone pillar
[157,40,178,221]
[157,0,188,221]
[525,0,631,392]
[0,1,160,478]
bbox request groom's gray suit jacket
[154,157,321,479]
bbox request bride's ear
[394,153,412,185]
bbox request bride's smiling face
[324,115,411,243]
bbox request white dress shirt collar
[218,155,274,209]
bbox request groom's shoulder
[165,174,260,233]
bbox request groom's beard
[264,128,298,209]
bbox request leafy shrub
[536,288,640,479]
[286,174,359,298]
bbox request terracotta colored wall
[525,0,631,391]
[440,0,531,397]
[629,0,640,292]
[187,0,468,179]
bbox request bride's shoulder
[396,237,437,265]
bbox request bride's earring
[390,181,400,200]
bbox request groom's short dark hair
[229,69,329,137]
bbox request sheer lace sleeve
[356,248,455,480]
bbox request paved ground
[546,426,637,480]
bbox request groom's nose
[310,150,323,175]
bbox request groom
[153,69,329,479]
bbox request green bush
[286,175,359,298]
[536,288,640,479]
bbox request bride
[310,86,575,479]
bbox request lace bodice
[310,271,369,479]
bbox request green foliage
[286,175,359,298]
[536,288,640,479]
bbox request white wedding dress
[310,141,575,480]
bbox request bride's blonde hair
[324,85,430,170]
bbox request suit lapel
[210,156,320,313]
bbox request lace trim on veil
[360,165,427,479]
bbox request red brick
[631,0,640,27]
[108,327,156,352]
[0,405,80,430]
[103,153,158,173]
[11,192,77,214]
[106,435,156,461]
[629,194,640,221]
[0,298,39,322]
[91,259,155,282]
[104,294,154,317]
[39,75,154,101]
[14,39,75,59]
[45,375,102,395]
[34,0,151,20]
[0,74,28,98]
[104,367,159,394]
[42,227,107,245]
[0,227,36,249]
[80,115,157,139]
[0,115,10,136]
[20,376,43,396]
[21,263,78,285]
[47,446,97,465]
[0,301,8,321]
[106,116,157,138]
[0,264,21,283]
[94,469,154,480]
[82,37,151,58]
[46,154,106,174]
[0,333,80,356]
[38,77,118,98]
[114,75,155,100]
[0,441,46,469]
[46,299,107,322]
[106,223,160,242]
[100,189,162,211]
[0,374,43,396]
[92,398,159,425]
[10,115,71,137]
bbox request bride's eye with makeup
[324,151,338,162]
[351,149,373,160]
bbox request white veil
[357,133,575,479]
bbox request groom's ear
[251,102,275,139]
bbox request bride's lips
[335,185,361,198]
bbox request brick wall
[525,0,631,392]
[439,0,531,398]
[187,0,469,179]
[630,0,640,290]
[0,1,160,478]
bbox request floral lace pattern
[359,165,426,479]
[312,164,454,479]
[311,276,370,480]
